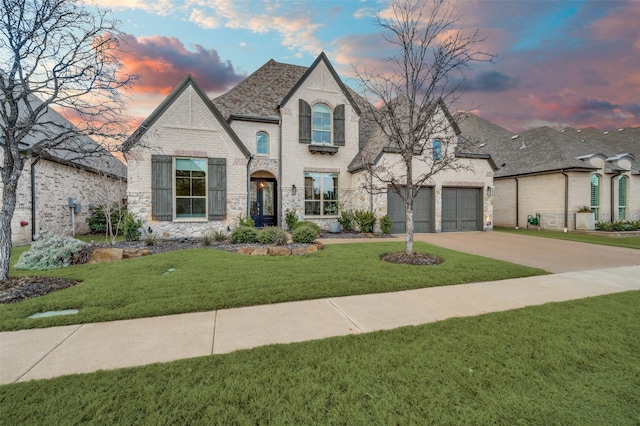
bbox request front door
[250,178,277,227]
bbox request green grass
[2,291,638,425]
[1,242,547,331]
[495,227,640,250]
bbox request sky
[98,0,640,133]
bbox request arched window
[312,104,331,145]
[590,174,600,220]
[432,140,442,160]
[618,175,628,220]
[256,132,269,155]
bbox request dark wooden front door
[250,178,277,227]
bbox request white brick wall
[127,84,250,239]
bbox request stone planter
[576,212,595,230]
[328,222,341,233]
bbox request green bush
[257,227,288,245]
[15,234,87,270]
[612,220,626,231]
[87,203,127,234]
[292,221,321,234]
[379,214,392,234]
[284,209,298,230]
[353,210,376,233]
[291,225,319,243]
[122,212,142,241]
[596,221,613,231]
[238,214,255,228]
[231,226,258,243]
[338,211,354,231]
[627,220,640,231]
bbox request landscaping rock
[291,247,310,255]
[122,248,151,259]
[251,248,269,256]
[88,248,124,264]
[268,247,291,256]
[236,247,254,255]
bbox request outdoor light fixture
[292,184,297,195]
[486,186,493,196]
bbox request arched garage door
[387,187,434,233]
[441,187,482,232]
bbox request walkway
[1,233,639,384]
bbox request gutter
[561,170,568,232]
[30,157,40,241]
[514,177,519,229]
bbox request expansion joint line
[327,299,365,332]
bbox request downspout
[514,177,519,229]
[246,154,254,219]
[30,157,40,241]
[561,170,568,232]
[368,165,373,212]
[611,172,621,221]
[278,116,283,226]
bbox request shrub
[122,212,142,241]
[202,232,214,246]
[353,209,376,233]
[292,221,321,234]
[627,220,640,231]
[238,214,255,228]
[577,206,593,213]
[612,220,626,231]
[291,225,319,243]
[257,227,288,245]
[596,221,613,231]
[231,226,258,243]
[338,210,354,231]
[87,203,127,234]
[15,234,87,270]
[379,214,392,234]
[284,209,298,230]
[212,230,227,242]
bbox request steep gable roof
[125,74,250,158]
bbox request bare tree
[0,0,138,282]
[353,0,493,255]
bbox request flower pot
[576,212,595,230]
[328,222,341,233]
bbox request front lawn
[0,242,547,331]
[495,227,640,250]
[1,291,638,424]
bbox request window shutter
[151,155,173,221]
[208,158,227,220]
[333,104,345,146]
[299,99,311,144]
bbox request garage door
[387,187,434,233]
[441,188,482,232]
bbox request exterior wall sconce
[292,184,297,195]
[486,186,493,196]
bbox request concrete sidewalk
[2,264,639,385]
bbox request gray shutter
[208,158,227,220]
[151,155,173,221]
[299,99,311,144]
[333,104,345,146]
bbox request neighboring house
[2,99,127,245]
[125,53,496,238]
[457,113,639,230]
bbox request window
[312,104,331,145]
[432,140,442,160]
[256,132,269,155]
[304,172,338,216]
[590,174,600,220]
[619,175,627,220]
[175,158,207,218]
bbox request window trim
[304,172,339,217]
[311,103,332,145]
[590,173,600,221]
[256,131,269,156]
[618,175,627,220]
[174,157,208,221]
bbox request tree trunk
[405,199,414,255]
[0,179,19,282]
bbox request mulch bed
[380,252,443,266]
[0,276,81,304]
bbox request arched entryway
[250,171,277,227]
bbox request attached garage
[441,187,483,232]
[387,186,434,233]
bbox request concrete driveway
[414,231,639,273]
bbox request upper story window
[590,174,600,220]
[432,139,443,160]
[256,131,269,155]
[312,104,331,145]
[175,158,207,218]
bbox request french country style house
[125,53,497,238]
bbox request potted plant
[327,202,341,233]
[576,206,595,230]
